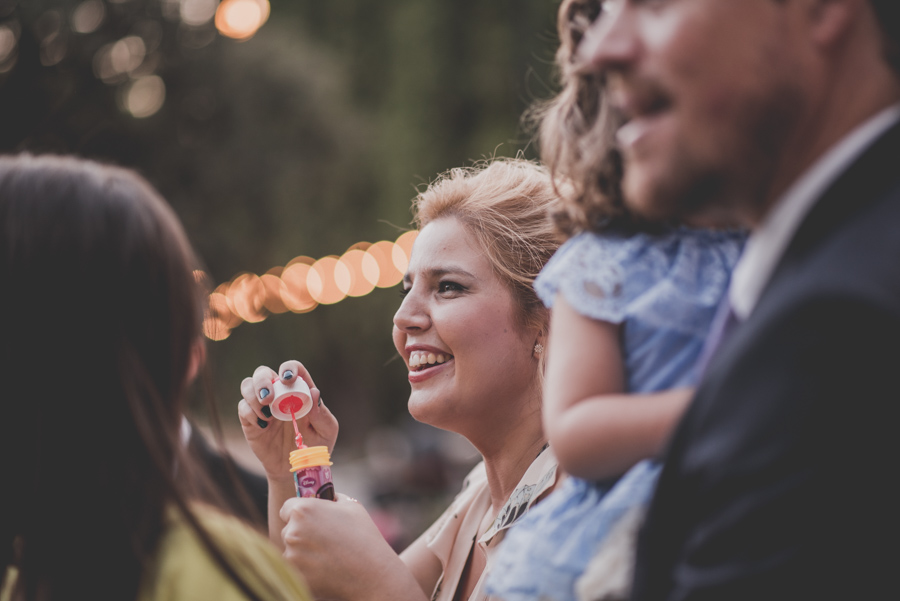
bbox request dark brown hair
[0,155,272,601]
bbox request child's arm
[543,294,694,481]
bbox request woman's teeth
[409,351,451,369]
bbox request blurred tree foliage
[0,0,560,454]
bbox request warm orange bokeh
[215,0,270,41]
[366,241,405,288]
[260,272,289,314]
[394,230,418,267]
[281,261,318,314]
[339,248,378,297]
[203,316,232,341]
[204,230,420,339]
[308,256,348,305]
[228,273,267,323]
[208,290,242,329]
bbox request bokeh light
[0,24,16,67]
[308,256,349,305]
[209,289,243,329]
[215,0,270,41]
[395,230,417,262]
[201,231,418,340]
[259,272,289,314]
[203,316,232,341]
[71,0,105,34]
[366,240,405,288]
[205,290,242,341]
[122,75,166,118]
[339,248,378,297]
[95,35,149,84]
[111,36,146,74]
[227,273,267,323]
[180,0,218,27]
[281,259,318,314]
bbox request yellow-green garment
[2,505,312,601]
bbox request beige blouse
[424,446,558,601]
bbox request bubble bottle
[270,376,336,501]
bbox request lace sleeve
[535,230,745,335]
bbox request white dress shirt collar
[729,103,900,320]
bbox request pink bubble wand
[269,377,313,449]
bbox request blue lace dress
[485,227,745,601]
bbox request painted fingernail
[282,370,294,380]
[261,406,272,418]
[259,388,270,400]
[257,418,268,429]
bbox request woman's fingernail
[257,418,268,429]
[259,388,270,400]
[282,370,294,380]
[261,406,272,418]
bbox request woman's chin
[407,393,454,430]
[406,395,435,425]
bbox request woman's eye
[438,281,465,294]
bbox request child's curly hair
[531,0,658,238]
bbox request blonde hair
[412,157,562,336]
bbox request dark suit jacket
[630,120,900,601]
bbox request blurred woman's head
[0,155,251,600]
[393,158,560,441]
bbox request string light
[203,230,418,341]
[215,0,270,41]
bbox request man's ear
[186,338,207,384]
[808,0,866,47]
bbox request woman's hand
[280,494,429,601]
[238,360,339,481]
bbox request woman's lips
[408,357,453,383]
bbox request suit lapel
[767,118,900,283]
[696,117,900,415]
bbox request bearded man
[566,0,900,599]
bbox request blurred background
[0,0,560,548]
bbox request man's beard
[622,143,744,227]
[617,82,804,228]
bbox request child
[485,2,746,600]
[486,224,743,601]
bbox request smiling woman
[237,157,564,601]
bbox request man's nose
[574,2,639,75]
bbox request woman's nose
[393,289,430,332]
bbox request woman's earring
[533,343,544,354]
